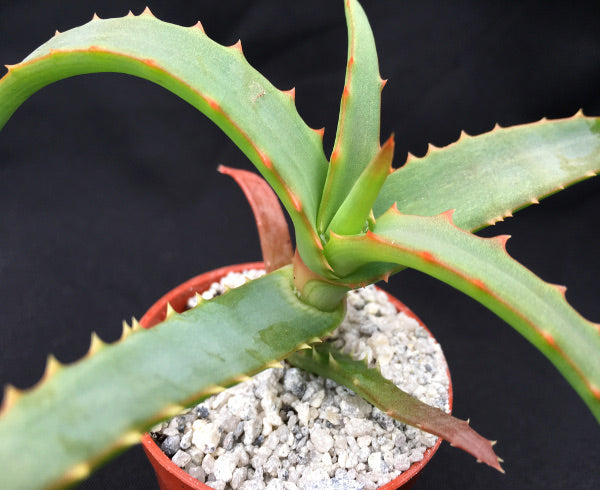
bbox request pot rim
[140,262,453,490]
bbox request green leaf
[288,344,503,472]
[373,115,600,231]
[0,10,330,276]
[327,135,394,237]
[0,267,344,489]
[317,0,384,233]
[325,209,600,423]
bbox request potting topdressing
[151,270,450,490]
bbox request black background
[1,1,599,488]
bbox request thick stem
[292,251,349,312]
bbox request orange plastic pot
[140,262,453,490]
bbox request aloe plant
[1,1,599,488]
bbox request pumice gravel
[151,270,450,490]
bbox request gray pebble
[160,435,181,457]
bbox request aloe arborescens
[0,1,599,488]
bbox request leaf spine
[426,142,438,155]
[203,385,226,396]
[114,429,143,448]
[380,78,388,90]
[192,21,205,33]
[131,317,143,332]
[126,10,134,17]
[229,40,244,55]
[312,127,325,140]
[490,234,510,250]
[551,283,567,297]
[297,343,312,351]
[541,330,558,349]
[156,403,188,420]
[165,302,177,319]
[327,352,338,367]
[141,6,155,17]
[575,108,585,117]
[282,87,296,101]
[230,374,252,384]
[121,320,133,340]
[60,461,92,486]
[54,30,61,37]
[92,13,101,21]
[87,332,106,357]
[0,384,22,415]
[43,354,63,381]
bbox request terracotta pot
[139,262,453,490]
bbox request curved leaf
[218,165,293,272]
[0,10,330,275]
[325,208,600,423]
[0,267,344,489]
[374,115,600,231]
[317,0,383,233]
[288,343,503,472]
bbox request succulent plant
[1,1,599,488]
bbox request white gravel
[151,270,450,490]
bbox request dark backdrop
[1,1,599,489]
